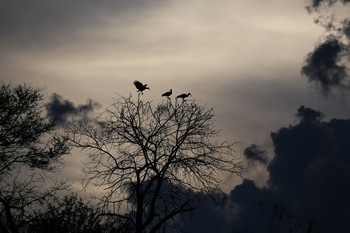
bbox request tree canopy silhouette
[68,94,241,233]
[28,193,131,233]
[0,83,70,233]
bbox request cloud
[181,106,350,232]
[266,106,350,232]
[306,0,350,11]
[301,36,349,95]
[303,0,350,96]
[244,144,268,165]
[0,0,168,50]
[295,105,324,123]
[181,192,234,233]
[342,19,350,39]
[238,106,350,232]
[46,93,100,125]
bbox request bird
[176,93,191,100]
[133,80,150,94]
[161,89,172,98]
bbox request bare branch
[68,94,242,233]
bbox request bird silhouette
[162,89,172,98]
[133,80,150,94]
[176,93,191,100]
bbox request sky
[1,0,350,232]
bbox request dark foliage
[28,194,131,233]
[0,83,70,233]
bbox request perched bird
[162,89,172,98]
[133,80,150,94]
[176,93,191,100]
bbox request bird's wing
[133,81,143,89]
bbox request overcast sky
[1,0,350,232]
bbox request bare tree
[0,83,70,233]
[68,94,241,233]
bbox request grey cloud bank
[183,105,350,233]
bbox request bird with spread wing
[133,80,150,94]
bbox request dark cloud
[306,0,350,11]
[46,93,100,125]
[244,144,268,165]
[303,0,350,96]
[228,180,277,233]
[266,106,350,232]
[181,106,350,233]
[301,37,349,95]
[236,106,350,232]
[181,192,233,233]
[296,105,324,123]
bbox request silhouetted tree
[0,83,70,233]
[28,193,131,233]
[68,94,241,233]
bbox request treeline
[1,82,242,233]
[0,83,130,233]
